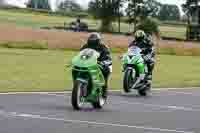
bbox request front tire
[123,69,134,93]
[71,80,86,110]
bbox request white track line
[162,91,200,96]
[153,87,200,91]
[0,87,199,97]
[114,101,200,112]
[0,92,66,97]
[0,92,67,95]
[0,87,199,95]
[0,110,193,133]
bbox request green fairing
[71,48,105,102]
[72,51,98,68]
[122,53,145,74]
[122,46,150,95]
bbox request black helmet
[87,32,101,47]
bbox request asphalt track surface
[0,89,200,133]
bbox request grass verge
[0,41,48,50]
[0,48,200,92]
[1,41,200,56]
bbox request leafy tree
[88,0,124,32]
[136,17,160,36]
[158,4,181,21]
[182,0,200,24]
[27,0,50,10]
[126,0,161,32]
[126,0,161,21]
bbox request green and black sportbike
[121,46,151,96]
[70,48,107,110]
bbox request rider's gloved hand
[143,54,151,62]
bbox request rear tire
[138,89,147,96]
[123,69,134,93]
[71,80,86,110]
[138,83,151,96]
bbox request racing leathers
[128,35,155,87]
[80,42,112,98]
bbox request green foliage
[159,4,181,21]
[145,0,162,18]
[88,0,124,32]
[126,0,162,23]
[136,17,160,36]
[27,0,50,10]
[57,0,89,18]
[182,0,200,24]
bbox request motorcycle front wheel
[71,80,86,110]
[123,69,136,93]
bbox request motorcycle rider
[80,32,112,98]
[128,30,155,87]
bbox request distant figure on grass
[74,17,81,32]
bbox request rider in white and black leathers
[80,32,112,98]
[128,30,155,82]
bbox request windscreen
[128,46,142,55]
[80,48,100,59]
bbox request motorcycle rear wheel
[92,92,106,109]
[138,83,151,96]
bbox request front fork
[76,78,88,97]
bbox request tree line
[27,0,181,21]
[182,0,200,24]
[26,0,199,35]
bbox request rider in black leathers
[80,32,112,98]
[128,30,155,82]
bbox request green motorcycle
[70,48,107,110]
[121,46,151,96]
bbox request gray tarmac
[0,88,199,133]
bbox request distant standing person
[75,17,81,32]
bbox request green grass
[159,25,186,39]
[111,53,200,89]
[0,47,200,92]
[0,9,96,28]
[0,9,186,39]
[0,41,48,50]
[0,48,67,92]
